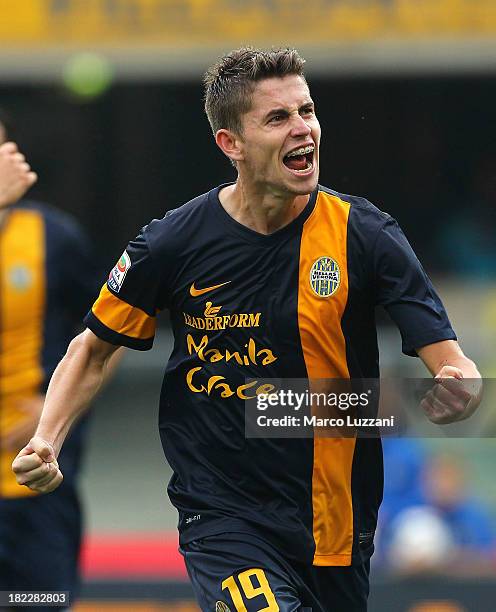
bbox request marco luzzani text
[256,389,395,429]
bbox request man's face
[237,75,321,196]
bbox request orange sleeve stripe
[297,191,356,566]
[92,284,156,340]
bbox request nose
[290,113,312,138]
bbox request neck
[218,177,310,235]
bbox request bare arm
[417,339,479,378]
[1,345,123,451]
[417,339,482,424]
[12,329,121,492]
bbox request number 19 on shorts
[221,568,279,611]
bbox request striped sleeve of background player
[372,217,457,356]
[83,227,165,351]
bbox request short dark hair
[204,47,306,136]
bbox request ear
[215,129,244,163]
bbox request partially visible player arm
[12,329,121,493]
[2,344,124,451]
[417,339,482,424]
[0,141,37,207]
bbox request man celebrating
[13,48,481,611]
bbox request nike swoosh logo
[190,281,231,297]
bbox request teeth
[286,145,314,158]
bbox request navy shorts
[0,482,81,612]
[180,533,370,612]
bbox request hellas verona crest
[215,602,231,612]
[310,256,340,297]
[108,250,131,293]
[8,265,32,292]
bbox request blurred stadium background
[2,0,496,610]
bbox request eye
[301,106,314,117]
[269,114,285,124]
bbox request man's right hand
[0,141,37,208]
[12,437,63,494]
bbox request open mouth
[283,144,315,173]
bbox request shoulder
[15,199,88,241]
[318,185,391,224]
[142,188,214,254]
[317,185,393,241]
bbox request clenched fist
[0,141,37,208]
[12,437,63,494]
[421,366,482,424]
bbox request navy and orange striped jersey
[84,184,456,566]
[0,200,98,498]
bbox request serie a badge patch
[309,256,340,297]
[108,250,131,293]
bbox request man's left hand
[421,366,482,424]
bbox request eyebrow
[264,101,314,121]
